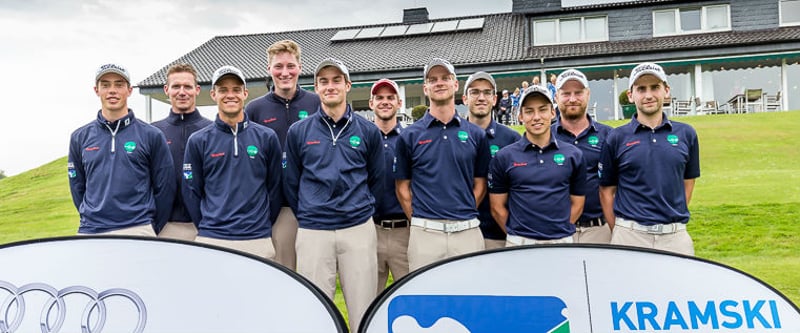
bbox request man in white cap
[182,65,282,259]
[599,62,700,255]
[68,64,175,236]
[284,58,384,332]
[462,71,520,249]
[489,86,586,246]
[551,69,614,243]
[395,58,490,270]
[369,78,410,292]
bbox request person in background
[599,62,700,256]
[182,65,282,259]
[245,39,320,270]
[152,63,212,240]
[370,78,410,292]
[497,89,512,125]
[551,69,613,243]
[463,71,520,249]
[68,63,175,236]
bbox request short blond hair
[166,63,199,85]
[267,40,302,65]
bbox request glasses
[467,89,495,97]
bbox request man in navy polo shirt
[182,65,282,259]
[395,58,490,270]
[152,63,212,240]
[599,62,700,256]
[463,71,520,249]
[245,39,320,270]
[284,58,383,332]
[370,78,410,292]
[489,85,586,246]
[552,69,613,244]
[68,63,175,236]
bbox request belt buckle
[443,222,457,233]
[380,220,394,229]
[645,224,663,234]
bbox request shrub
[411,105,428,121]
[618,89,631,105]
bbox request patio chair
[744,88,763,113]
[672,99,692,116]
[764,91,782,112]
[695,97,721,115]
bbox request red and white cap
[370,78,399,96]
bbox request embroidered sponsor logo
[667,134,679,145]
[182,163,193,180]
[85,146,100,151]
[458,131,469,142]
[554,153,566,165]
[490,145,500,157]
[418,139,432,145]
[513,162,527,167]
[123,141,136,153]
[211,152,225,158]
[588,135,599,146]
[626,140,641,147]
[307,140,321,145]
[262,117,277,124]
[246,145,258,158]
[349,136,361,148]
[298,110,309,120]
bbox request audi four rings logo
[0,280,146,333]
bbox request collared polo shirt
[374,123,405,220]
[489,135,586,240]
[245,86,320,150]
[552,115,613,221]
[395,111,490,220]
[284,106,384,230]
[598,113,700,225]
[478,120,521,240]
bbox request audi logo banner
[360,245,800,333]
[0,236,346,333]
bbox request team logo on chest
[123,141,136,153]
[349,136,362,148]
[588,135,599,147]
[553,153,566,165]
[246,145,258,158]
[298,110,309,120]
[458,131,469,142]
[490,145,500,157]
[667,134,679,146]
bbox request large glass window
[781,0,800,26]
[653,5,730,36]
[533,16,608,45]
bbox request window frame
[652,4,731,37]
[780,0,800,27]
[532,15,609,46]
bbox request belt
[615,218,686,234]
[507,234,573,245]
[374,218,409,229]
[575,217,606,228]
[410,218,480,233]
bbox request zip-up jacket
[182,114,282,240]
[245,86,321,150]
[68,110,175,234]
[151,109,212,230]
[284,106,384,230]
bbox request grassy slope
[0,112,798,312]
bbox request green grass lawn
[0,111,798,321]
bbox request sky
[0,0,604,176]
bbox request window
[781,0,800,26]
[653,5,730,36]
[533,16,608,45]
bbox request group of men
[68,39,699,330]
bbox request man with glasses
[462,71,520,249]
[395,58,490,270]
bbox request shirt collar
[629,112,673,133]
[421,110,462,128]
[214,113,249,132]
[96,109,135,130]
[522,133,560,151]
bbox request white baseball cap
[519,85,553,105]
[555,69,589,90]
[463,71,496,94]
[315,58,351,82]
[95,63,130,84]
[211,65,246,87]
[423,58,455,79]
[629,62,668,90]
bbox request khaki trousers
[376,224,410,293]
[158,222,198,241]
[407,221,484,271]
[573,225,612,244]
[195,236,276,260]
[484,238,507,250]
[272,207,298,270]
[611,219,694,256]
[296,220,377,332]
